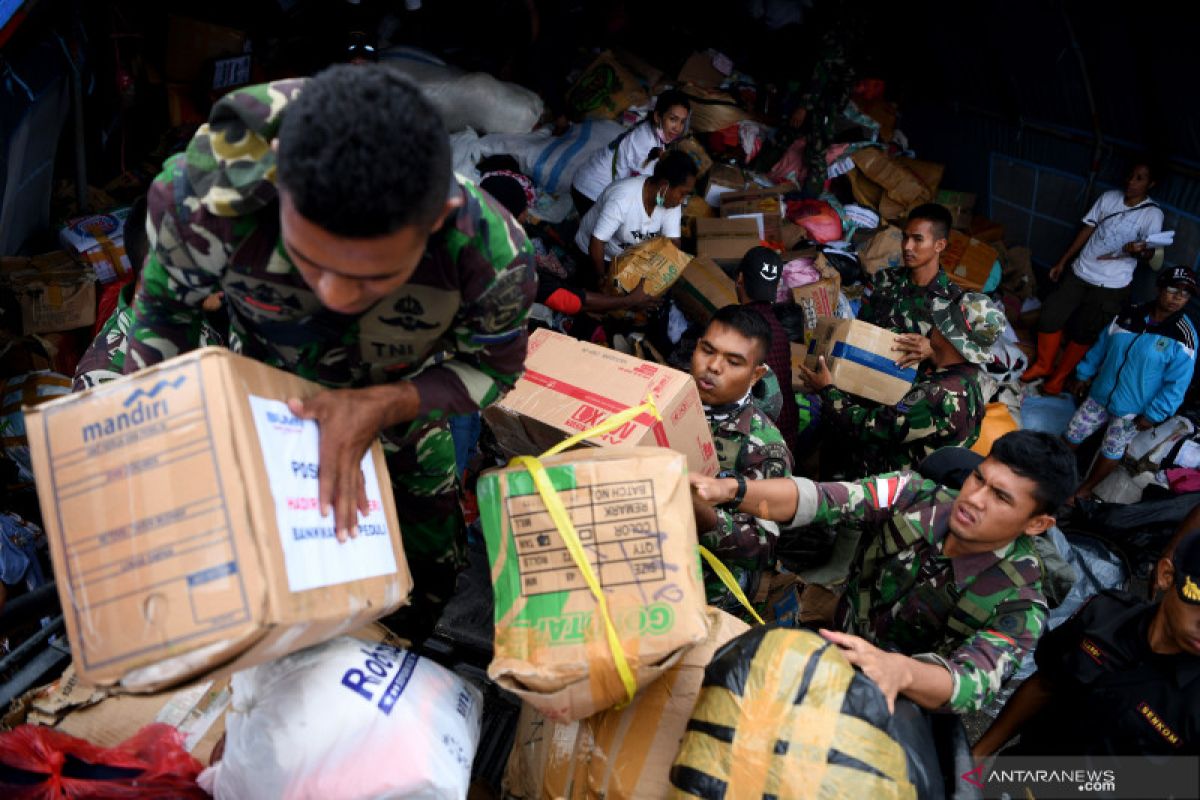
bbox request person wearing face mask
[1022,160,1165,395]
[573,150,697,289]
[570,89,691,216]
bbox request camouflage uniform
[787,470,1046,713]
[123,80,536,619]
[819,361,984,475]
[858,266,963,336]
[702,395,793,615]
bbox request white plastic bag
[199,636,482,800]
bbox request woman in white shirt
[1021,160,1165,395]
[574,150,697,288]
[570,89,691,216]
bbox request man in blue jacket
[1065,266,1199,501]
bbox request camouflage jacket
[125,79,536,439]
[73,282,223,392]
[787,471,1046,713]
[858,266,963,336]
[702,397,793,611]
[819,361,984,475]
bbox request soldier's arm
[408,212,536,419]
[820,385,944,446]
[125,159,223,373]
[914,597,1047,713]
[702,434,793,566]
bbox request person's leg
[1044,282,1128,395]
[1023,272,1087,381]
[1063,397,1109,452]
[1074,413,1139,500]
[380,419,466,645]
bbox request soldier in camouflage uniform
[801,293,1002,475]
[690,306,793,617]
[858,203,964,369]
[690,429,1079,714]
[120,66,535,640]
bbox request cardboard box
[503,608,749,799]
[805,318,915,405]
[696,216,760,265]
[703,164,748,207]
[166,16,248,86]
[24,347,411,692]
[791,255,842,319]
[857,225,904,275]
[567,51,650,121]
[677,50,731,88]
[58,209,132,283]
[942,230,999,291]
[609,238,694,296]
[0,252,96,334]
[672,256,738,324]
[482,329,719,477]
[720,184,796,244]
[478,447,710,722]
[791,342,808,388]
[680,194,715,239]
[936,190,977,230]
[968,216,1005,243]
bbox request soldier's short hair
[989,431,1078,514]
[277,64,452,237]
[709,304,772,364]
[906,203,952,242]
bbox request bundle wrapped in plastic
[669,626,915,799]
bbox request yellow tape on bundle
[698,545,765,625]
[539,393,662,457]
[512,455,637,706]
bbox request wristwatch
[716,471,747,511]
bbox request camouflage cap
[932,292,1005,365]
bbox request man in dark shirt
[737,246,798,455]
[974,531,1200,757]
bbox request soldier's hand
[624,279,662,312]
[820,629,910,713]
[892,334,932,368]
[797,356,832,391]
[689,473,738,506]
[288,384,419,542]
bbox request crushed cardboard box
[483,329,719,477]
[478,447,710,722]
[877,158,944,220]
[672,256,737,324]
[805,318,915,405]
[503,608,750,799]
[0,252,96,334]
[696,217,760,265]
[609,238,694,297]
[25,347,411,692]
[791,255,842,319]
[942,231,999,291]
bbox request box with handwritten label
[25,347,410,691]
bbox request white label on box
[248,395,398,593]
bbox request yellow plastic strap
[511,454,638,705]
[539,394,662,458]
[699,545,765,625]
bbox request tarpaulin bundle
[669,626,915,799]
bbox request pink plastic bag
[786,199,843,243]
[775,257,819,302]
[0,724,206,799]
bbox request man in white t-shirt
[1021,161,1165,395]
[573,151,696,288]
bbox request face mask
[656,189,666,207]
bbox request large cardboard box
[677,50,731,88]
[609,237,694,296]
[720,184,796,244]
[503,608,749,799]
[805,318,916,405]
[485,329,718,476]
[877,158,943,220]
[942,230,999,291]
[672,256,737,324]
[791,255,842,319]
[478,447,710,722]
[58,208,132,284]
[0,252,96,334]
[24,347,411,692]
[696,217,760,265]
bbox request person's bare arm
[1049,226,1094,280]
[972,673,1053,759]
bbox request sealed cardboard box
[696,217,760,265]
[942,230,999,291]
[504,608,749,799]
[805,318,915,405]
[24,347,411,692]
[672,256,737,324]
[791,255,842,319]
[483,328,719,476]
[478,447,710,722]
[0,252,96,334]
[58,209,132,284]
[609,238,694,296]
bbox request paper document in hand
[1145,230,1175,247]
